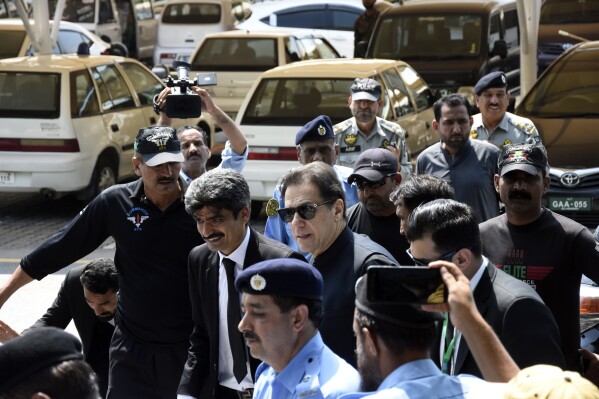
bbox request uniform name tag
[341,146,361,153]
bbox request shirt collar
[270,332,323,393]
[469,256,488,290]
[378,359,441,390]
[179,170,192,184]
[218,226,251,266]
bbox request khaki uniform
[333,116,411,178]
[471,112,544,150]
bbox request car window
[191,38,277,71]
[540,0,599,24]
[285,37,303,62]
[71,69,100,117]
[51,0,95,23]
[0,72,60,118]
[504,9,519,49]
[98,0,115,23]
[380,69,414,118]
[162,3,221,24]
[328,7,360,31]
[370,15,483,59]
[519,48,599,116]
[241,77,352,125]
[298,37,338,59]
[58,30,90,54]
[276,7,326,29]
[0,30,26,58]
[399,65,435,111]
[120,62,163,106]
[489,13,501,49]
[0,0,20,18]
[133,0,153,20]
[92,64,135,111]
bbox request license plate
[548,196,592,212]
[0,171,15,185]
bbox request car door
[91,62,146,177]
[96,0,122,44]
[131,0,157,60]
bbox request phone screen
[367,266,446,304]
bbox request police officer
[235,258,360,399]
[471,71,544,150]
[333,78,410,177]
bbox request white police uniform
[471,112,544,150]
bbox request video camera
[164,61,217,119]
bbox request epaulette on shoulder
[333,119,352,134]
[379,118,405,135]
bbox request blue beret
[474,71,507,95]
[0,327,83,392]
[355,275,442,327]
[235,258,323,301]
[295,115,334,145]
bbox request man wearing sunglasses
[264,115,359,262]
[406,199,564,378]
[346,148,411,264]
[279,161,398,367]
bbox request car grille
[550,173,599,190]
[547,173,599,228]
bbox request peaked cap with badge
[295,115,335,145]
[235,258,323,301]
[135,125,184,166]
[475,71,508,95]
[498,144,548,177]
[351,78,382,102]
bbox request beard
[357,342,383,391]
[353,108,374,124]
[96,312,115,322]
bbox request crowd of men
[0,69,599,399]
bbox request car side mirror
[355,41,368,58]
[491,39,507,59]
[152,64,170,79]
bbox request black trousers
[107,326,189,399]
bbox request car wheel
[77,155,118,201]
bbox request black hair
[433,93,473,121]
[389,174,455,213]
[272,296,324,328]
[79,258,118,294]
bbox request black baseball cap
[498,144,548,177]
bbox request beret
[474,71,507,95]
[295,115,334,145]
[355,275,442,328]
[348,148,398,184]
[235,258,323,301]
[498,144,548,177]
[0,327,83,392]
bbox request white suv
[0,54,182,200]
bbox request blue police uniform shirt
[180,140,248,183]
[264,165,359,262]
[339,359,490,399]
[253,332,360,399]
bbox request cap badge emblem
[147,132,173,150]
[344,134,357,146]
[265,198,279,217]
[317,125,326,136]
[250,274,266,291]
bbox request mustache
[203,233,224,240]
[157,177,176,184]
[243,332,260,341]
[509,190,532,200]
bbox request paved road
[0,191,266,338]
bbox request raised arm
[0,266,34,310]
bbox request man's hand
[0,319,20,343]
[155,87,172,126]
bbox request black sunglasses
[277,199,336,223]
[405,248,459,267]
[354,174,395,191]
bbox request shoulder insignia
[503,139,511,147]
[265,198,279,218]
[512,120,536,135]
[333,119,352,134]
[470,130,478,139]
[382,139,389,149]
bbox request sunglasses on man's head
[353,174,394,191]
[277,199,336,223]
[405,248,459,267]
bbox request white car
[235,0,366,58]
[0,54,185,200]
[0,19,117,59]
[235,58,438,202]
[153,0,251,66]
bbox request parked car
[153,0,251,66]
[0,0,18,18]
[0,54,185,200]
[367,0,520,104]
[185,30,339,156]
[0,19,117,59]
[515,40,599,228]
[235,0,366,58]
[538,0,599,73]
[235,58,438,202]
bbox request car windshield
[540,0,599,24]
[0,30,26,59]
[240,77,355,125]
[518,47,599,117]
[370,14,483,59]
[0,72,60,118]
[162,3,221,24]
[191,38,277,71]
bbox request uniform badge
[382,139,389,149]
[265,198,279,217]
[470,131,478,139]
[344,134,357,146]
[126,207,149,232]
[250,274,266,291]
[317,125,326,136]
[504,139,512,146]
